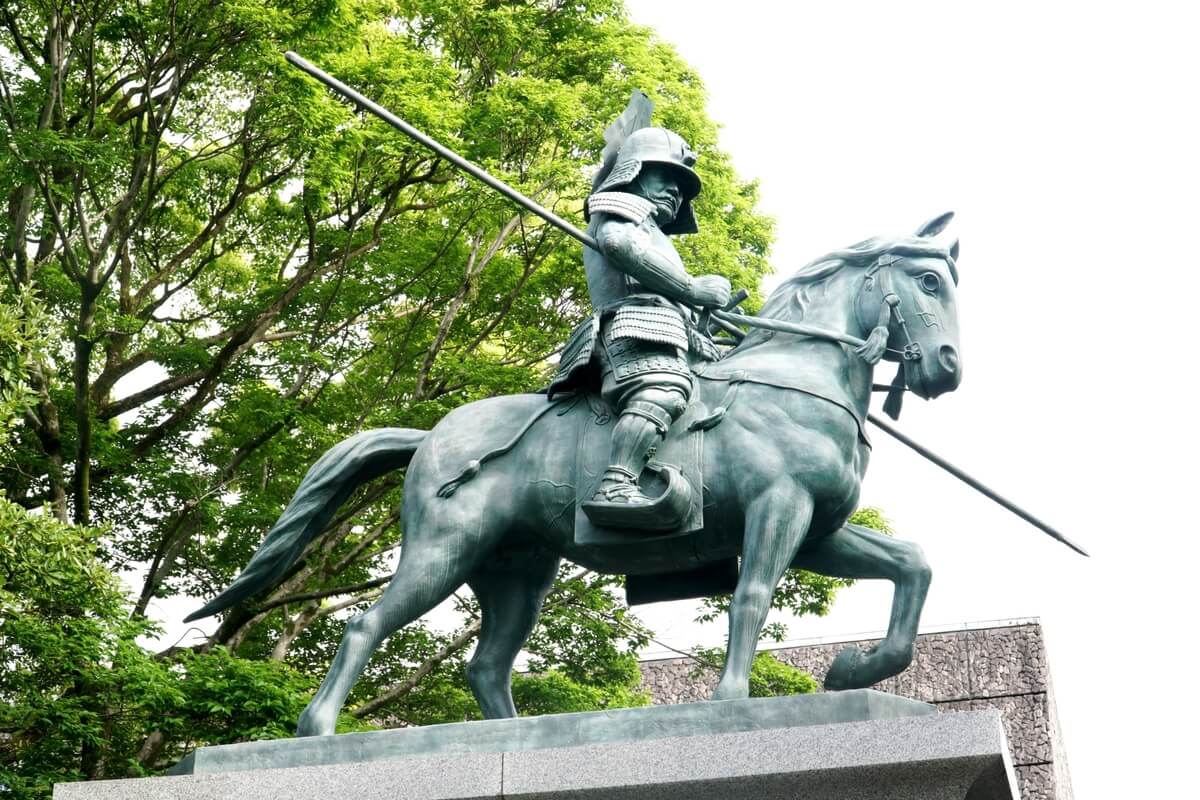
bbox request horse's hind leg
[793,522,931,690]
[465,545,560,719]
[296,544,479,737]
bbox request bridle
[860,253,925,364]
[711,252,939,364]
[708,250,959,418]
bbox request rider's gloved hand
[691,274,732,309]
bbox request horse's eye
[919,272,941,294]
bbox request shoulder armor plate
[587,192,655,225]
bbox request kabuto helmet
[592,127,702,235]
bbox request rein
[713,308,916,363]
[864,254,924,363]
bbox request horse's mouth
[905,344,962,399]
[903,359,931,399]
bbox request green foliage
[0,498,337,796]
[747,652,819,698]
[0,500,162,796]
[521,571,652,687]
[848,506,893,534]
[0,501,142,796]
[0,286,49,455]
[164,647,316,745]
[512,659,650,717]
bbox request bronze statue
[186,56,1086,738]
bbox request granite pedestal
[52,690,1019,799]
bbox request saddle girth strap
[688,371,746,432]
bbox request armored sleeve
[593,217,696,305]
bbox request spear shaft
[284,51,600,251]
[285,51,1087,558]
[867,413,1089,557]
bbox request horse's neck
[737,268,869,359]
[721,269,876,417]
[789,270,863,337]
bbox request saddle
[433,379,738,605]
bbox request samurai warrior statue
[549,126,731,528]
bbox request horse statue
[187,213,963,737]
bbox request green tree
[1,0,769,668]
[0,263,340,794]
[0,2,855,792]
[0,501,166,796]
[0,501,354,794]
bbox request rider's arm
[594,216,696,305]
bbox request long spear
[284,51,1087,558]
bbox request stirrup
[581,464,692,532]
[589,467,651,505]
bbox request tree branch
[412,209,526,399]
[351,619,483,719]
[255,575,392,616]
[0,8,36,64]
[97,368,206,420]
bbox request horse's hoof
[710,682,749,702]
[824,645,863,690]
[295,706,335,738]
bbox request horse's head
[856,212,963,400]
[749,212,963,405]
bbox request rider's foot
[582,464,692,531]
[590,467,654,506]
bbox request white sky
[619,1,1199,796]
[141,2,1198,796]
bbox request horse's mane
[735,233,957,350]
[756,234,958,322]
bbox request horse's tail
[184,428,426,622]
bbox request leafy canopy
[0,0,867,793]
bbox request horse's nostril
[938,345,959,375]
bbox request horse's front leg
[712,480,814,701]
[791,522,931,690]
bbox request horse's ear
[949,238,960,262]
[916,211,954,237]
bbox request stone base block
[53,691,1018,799]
